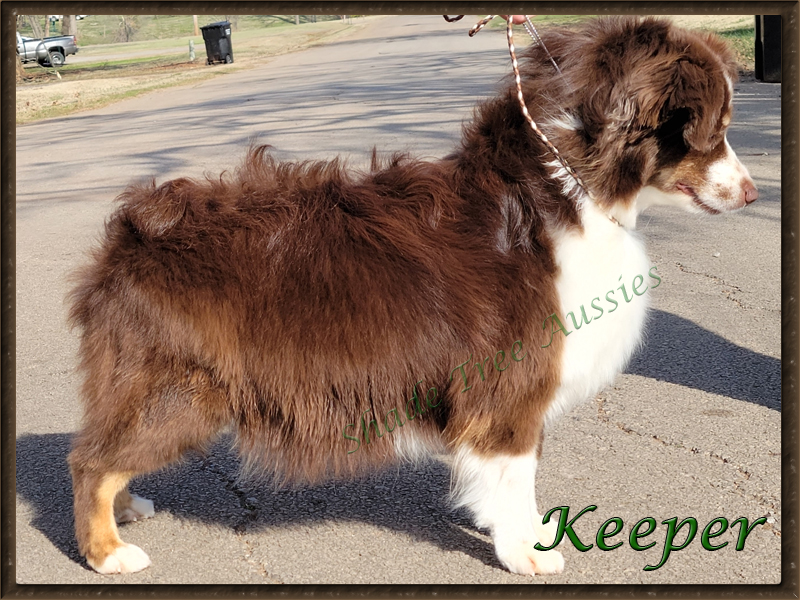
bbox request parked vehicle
[16,31,78,67]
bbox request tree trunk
[16,53,27,81]
[44,16,51,37]
[193,15,199,36]
[27,15,44,39]
[117,16,141,42]
[61,15,77,37]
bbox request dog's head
[529,17,758,225]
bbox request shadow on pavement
[16,312,779,570]
[627,309,781,410]
[15,433,500,572]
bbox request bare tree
[117,15,140,42]
[27,15,44,39]
[44,16,51,37]
[61,15,77,37]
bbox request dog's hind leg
[68,468,150,574]
[68,360,231,574]
[114,487,155,524]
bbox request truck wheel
[42,51,65,67]
[224,54,233,64]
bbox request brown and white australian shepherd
[67,17,757,576]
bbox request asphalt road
[15,15,781,585]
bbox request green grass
[485,14,589,29]
[19,19,361,81]
[77,35,207,55]
[20,50,201,78]
[710,26,756,68]
[50,54,190,73]
[71,23,342,58]
[18,14,346,46]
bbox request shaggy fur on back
[68,17,739,483]
[68,137,566,482]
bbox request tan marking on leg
[84,472,131,570]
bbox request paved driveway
[15,14,781,585]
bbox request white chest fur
[545,202,652,425]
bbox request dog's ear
[633,60,725,153]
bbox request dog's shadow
[15,433,499,571]
[17,311,780,571]
[628,310,781,411]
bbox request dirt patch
[17,66,219,123]
[666,15,754,31]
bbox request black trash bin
[755,16,780,83]
[201,21,233,65]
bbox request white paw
[496,540,565,576]
[533,516,561,548]
[91,543,152,574]
[116,495,155,523]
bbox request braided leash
[504,18,593,200]
[444,15,622,226]
[520,16,564,78]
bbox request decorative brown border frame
[2,2,796,597]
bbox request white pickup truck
[16,31,78,66]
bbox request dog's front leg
[452,446,564,576]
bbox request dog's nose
[743,181,759,204]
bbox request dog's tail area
[118,178,195,239]
[66,179,182,333]
[117,145,292,241]
[66,176,197,333]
